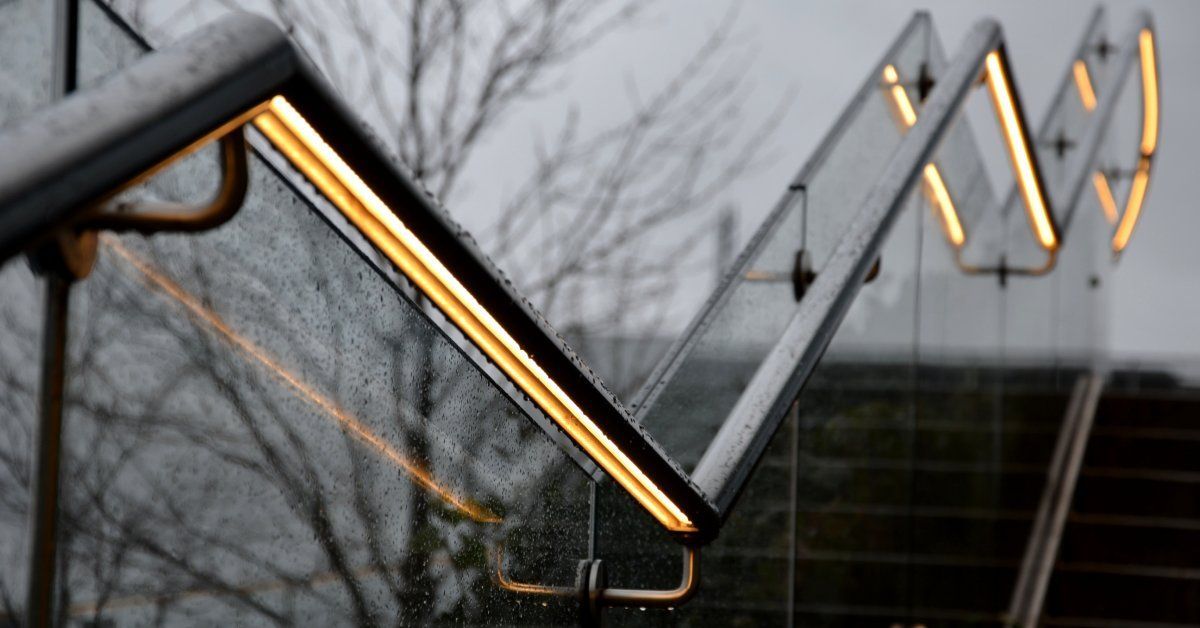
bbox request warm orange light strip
[1098,29,1157,254]
[923,164,965,246]
[1139,29,1159,156]
[101,236,502,524]
[1092,172,1119,225]
[882,65,965,248]
[252,96,693,532]
[1113,158,1151,253]
[881,64,918,128]
[883,65,919,127]
[891,83,918,126]
[1073,59,1098,112]
[985,51,1058,251]
[1110,28,1158,254]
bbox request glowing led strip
[253,96,693,532]
[883,65,919,127]
[1073,59,1098,112]
[1079,29,1158,254]
[1113,158,1150,252]
[922,164,965,246]
[1139,29,1158,156]
[1112,29,1158,254]
[985,51,1058,251]
[883,55,1055,254]
[882,65,965,248]
[1075,56,1120,228]
[1092,171,1119,224]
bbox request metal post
[26,273,71,628]
[715,206,737,288]
[785,401,799,628]
[52,0,78,101]
[26,1,79,625]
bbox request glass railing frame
[690,18,1059,516]
[991,9,1156,264]
[687,9,1157,519]
[959,5,1110,273]
[1076,11,1158,258]
[630,12,933,421]
[0,3,1146,543]
[0,4,1165,621]
[0,11,720,545]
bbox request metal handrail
[1007,372,1106,627]
[0,10,719,540]
[0,17,292,262]
[690,18,1016,514]
[1026,6,1108,237]
[686,9,1155,517]
[0,3,1159,616]
[985,8,1154,270]
[687,9,1161,515]
[630,12,932,425]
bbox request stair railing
[0,4,1159,623]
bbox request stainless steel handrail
[1007,372,1106,628]
[951,7,1105,278]
[631,12,931,423]
[691,18,1031,514]
[0,3,1161,617]
[689,9,1155,516]
[996,9,1152,258]
[1027,6,1107,235]
[0,10,721,542]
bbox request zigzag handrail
[879,7,1157,277]
[689,10,1158,516]
[0,5,1159,615]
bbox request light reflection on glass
[101,235,502,524]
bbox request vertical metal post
[26,1,79,625]
[26,274,71,628]
[714,206,737,287]
[52,0,79,101]
[785,400,799,628]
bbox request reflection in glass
[54,147,591,625]
[252,96,694,534]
